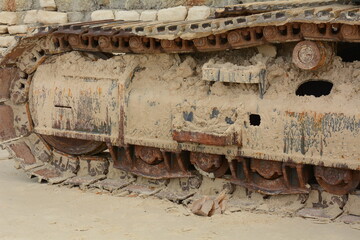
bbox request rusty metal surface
[292,41,334,70]
[173,131,238,146]
[0,68,19,102]
[42,135,107,156]
[315,166,360,195]
[51,150,79,173]
[30,66,121,145]
[229,158,310,195]
[190,152,229,178]
[113,146,193,179]
[9,142,36,165]
[134,146,163,165]
[78,155,109,177]
[30,164,76,184]
[0,105,16,142]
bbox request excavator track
[0,0,360,219]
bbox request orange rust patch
[4,0,16,11]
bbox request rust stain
[0,105,16,141]
[4,0,16,11]
[185,0,206,6]
[0,68,19,100]
[173,130,237,146]
[10,142,36,165]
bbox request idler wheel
[190,152,229,178]
[134,146,163,165]
[250,159,283,180]
[315,166,360,195]
[292,41,333,70]
[41,135,107,155]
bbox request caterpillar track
[1,0,360,218]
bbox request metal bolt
[292,41,333,70]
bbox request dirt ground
[0,154,359,240]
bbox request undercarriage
[0,0,359,216]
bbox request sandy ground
[0,149,9,160]
[0,157,359,240]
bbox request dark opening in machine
[296,80,333,97]
[249,114,261,126]
[337,42,360,62]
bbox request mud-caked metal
[1,0,360,197]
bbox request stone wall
[0,0,274,54]
[0,0,272,11]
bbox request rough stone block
[18,0,33,11]
[125,0,184,10]
[55,0,97,12]
[0,25,8,34]
[8,25,28,34]
[23,10,38,24]
[91,10,114,21]
[0,35,16,47]
[40,0,57,10]
[109,0,125,9]
[114,10,140,21]
[84,12,92,22]
[0,12,17,25]
[157,6,187,22]
[67,12,84,23]
[140,10,157,21]
[37,10,68,24]
[187,6,210,21]
[204,0,240,7]
[1,0,33,11]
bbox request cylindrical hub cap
[292,41,332,70]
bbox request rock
[40,0,57,10]
[8,25,28,34]
[140,10,157,21]
[344,194,360,216]
[55,0,97,12]
[91,10,114,21]
[114,10,140,21]
[84,12,92,22]
[125,0,184,10]
[187,6,211,21]
[157,6,187,22]
[67,12,84,23]
[191,190,228,217]
[2,0,33,11]
[37,10,68,24]
[0,36,17,47]
[23,10,38,24]
[0,47,7,56]
[0,12,17,25]
[205,0,240,7]
[257,44,277,58]
[191,196,212,216]
[109,0,126,9]
[0,25,8,34]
